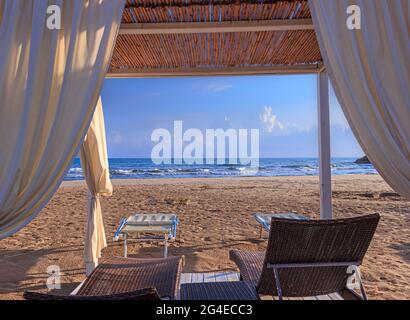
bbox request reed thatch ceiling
[108,0,323,77]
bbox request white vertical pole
[318,70,332,219]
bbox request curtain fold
[80,97,113,275]
[309,0,410,199]
[0,0,125,239]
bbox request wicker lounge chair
[24,287,160,300]
[25,257,183,300]
[24,256,184,300]
[75,256,184,299]
[230,214,380,300]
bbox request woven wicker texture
[122,1,311,24]
[229,250,264,284]
[180,281,259,300]
[23,287,160,300]
[231,214,380,297]
[112,0,321,72]
[77,256,183,299]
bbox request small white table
[113,213,179,258]
[254,212,310,238]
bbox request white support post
[318,70,332,219]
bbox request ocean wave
[110,169,133,176]
[64,158,378,181]
[282,164,316,169]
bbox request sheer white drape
[0,0,124,239]
[80,97,113,275]
[309,0,410,199]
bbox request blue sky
[101,75,363,158]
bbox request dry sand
[0,175,409,300]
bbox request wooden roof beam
[119,19,314,35]
[106,64,322,78]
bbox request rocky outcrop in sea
[355,156,371,164]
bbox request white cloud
[260,106,313,134]
[112,131,123,144]
[260,106,282,132]
[206,83,233,92]
[330,120,350,132]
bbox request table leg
[259,225,263,239]
[164,236,168,258]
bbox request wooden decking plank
[214,272,229,282]
[191,273,205,283]
[180,273,192,284]
[203,272,216,283]
[226,272,240,281]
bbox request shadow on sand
[1,236,264,298]
[0,245,84,297]
[107,237,263,273]
[389,242,410,263]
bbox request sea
[65,158,377,181]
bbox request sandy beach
[0,175,409,300]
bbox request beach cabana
[0,0,409,278]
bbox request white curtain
[80,97,113,276]
[0,0,125,239]
[309,0,410,199]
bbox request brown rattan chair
[230,214,380,300]
[24,287,161,300]
[74,256,184,300]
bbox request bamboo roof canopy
[109,0,323,77]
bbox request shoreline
[61,173,381,187]
[66,158,377,180]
